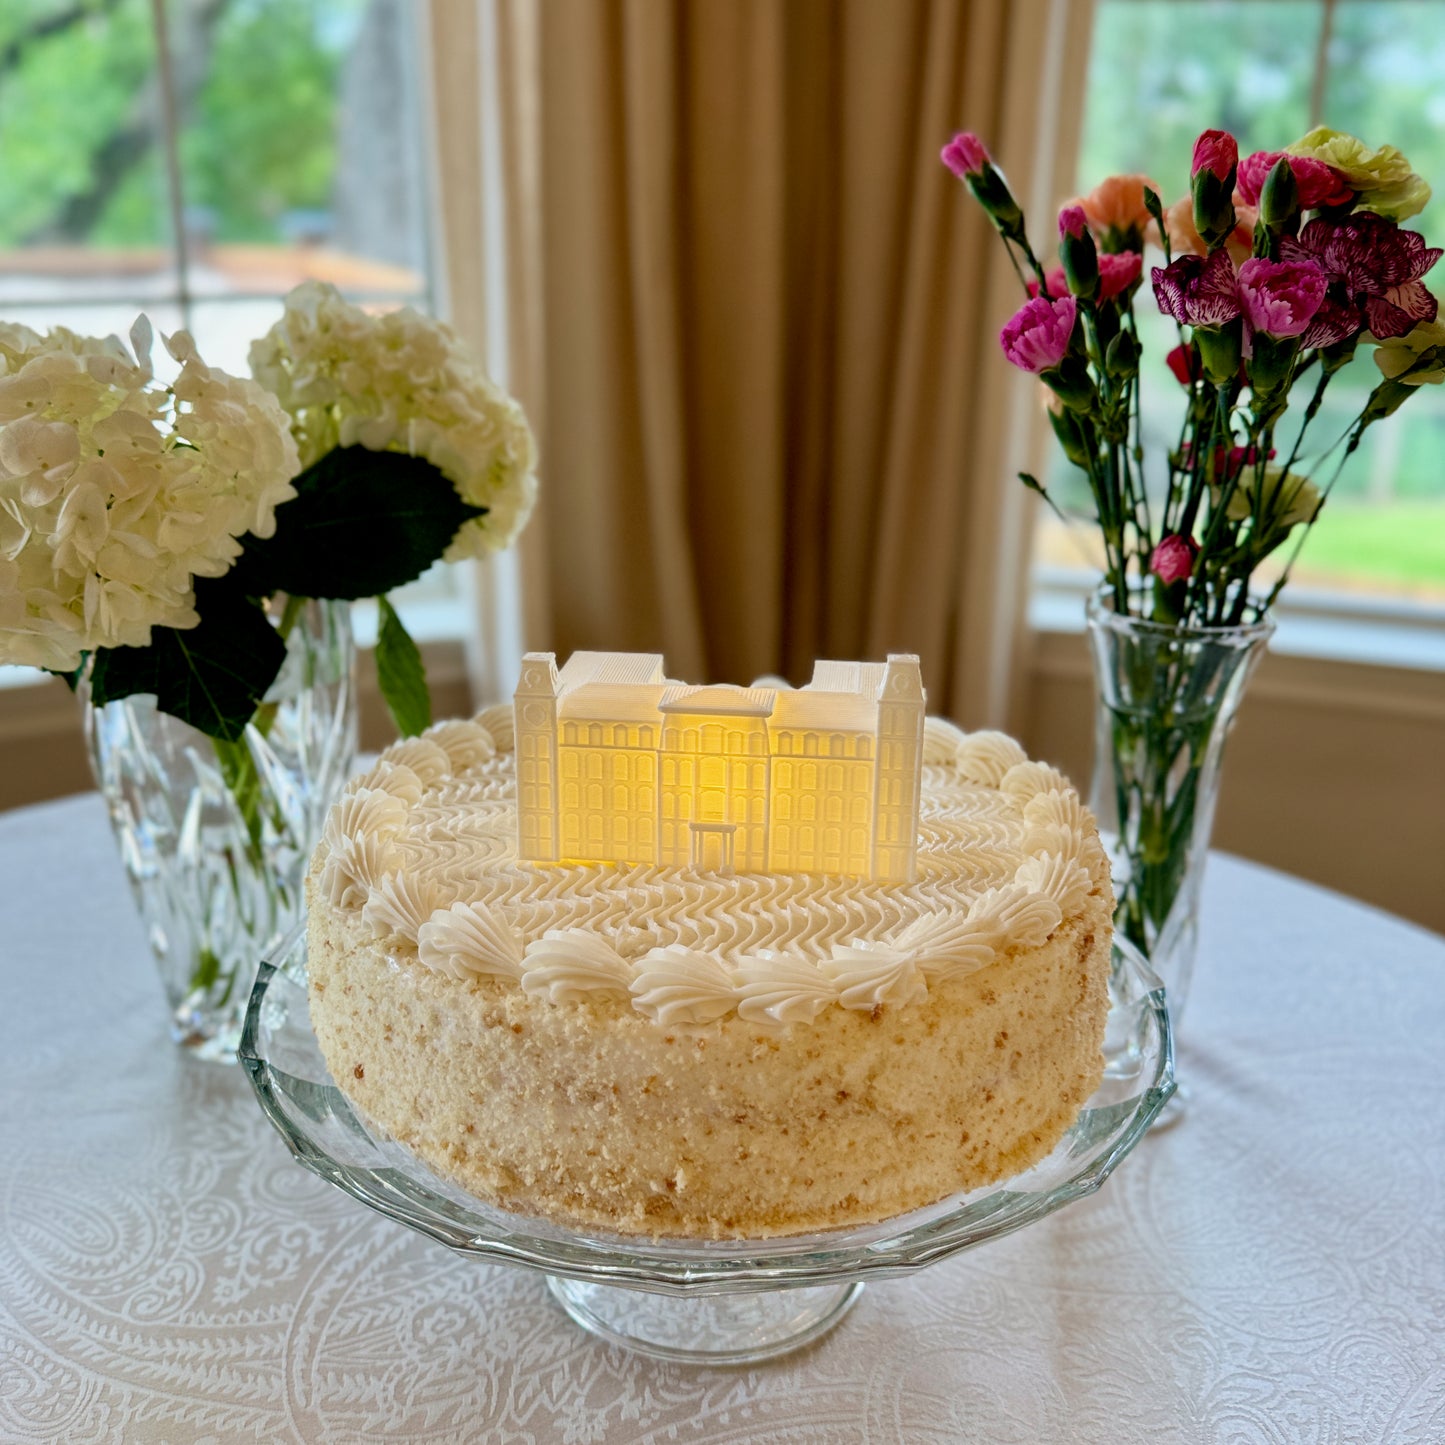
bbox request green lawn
[1292,501,1445,597]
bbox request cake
[306,651,1113,1240]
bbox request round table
[2,793,1442,1444]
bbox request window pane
[171,0,431,303]
[187,297,286,375]
[0,0,176,306]
[1296,2,1445,601]
[1042,0,1445,612]
[1077,1,1322,192]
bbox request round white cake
[306,708,1112,1239]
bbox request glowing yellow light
[514,651,925,881]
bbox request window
[0,0,457,666]
[1036,0,1445,666]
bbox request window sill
[1030,566,1445,673]
[0,596,471,695]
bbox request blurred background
[1,0,1441,929]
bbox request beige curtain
[489,0,1092,725]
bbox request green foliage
[0,0,160,245]
[0,0,364,248]
[230,446,486,601]
[183,0,362,242]
[1299,500,1445,587]
[375,594,431,738]
[87,575,287,742]
[83,444,481,739]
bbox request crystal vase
[83,598,357,1062]
[1085,589,1273,1035]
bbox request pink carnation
[1236,150,1353,210]
[1098,251,1143,300]
[1058,204,1089,239]
[1150,535,1198,585]
[1192,129,1238,182]
[999,295,1077,373]
[941,131,990,179]
[1236,258,1329,338]
[1026,265,1070,300]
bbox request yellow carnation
[1223,466,1321,531]
[1286,127,1431,221]
[1373,319,1445,386]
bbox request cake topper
[514,651,925,880]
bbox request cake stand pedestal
[241,928,1172,1366]
[547,1278,864,1364]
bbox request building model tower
[514,651,925,881]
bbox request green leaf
[230,446,486,601]
[375,594,431,738]
[45,657,86,692]
[87,578,286,742]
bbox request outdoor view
[1042,0,1445,607]
[0,0,430,372]
[0,0,452,636]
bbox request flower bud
[1048,404,1092,467]
[1149,534,1198,585]
[941,131,990,179]
[968,164,1023,233]
[1191,130,1239,183]
[1165,343,1201,386]
[1260,156,1301,235]
[1059,214,1099,301]
[1105,328,1140,379]
[1042,354,1096,411]
[1194,318,1243,384]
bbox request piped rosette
[315,709,1111,1027]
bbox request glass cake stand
[240,926,1174,1365]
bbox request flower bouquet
[0,284,537,1056]
[943,126,1442,1019]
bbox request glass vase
[82,598,357,1062]
[1085,589,1273,1035]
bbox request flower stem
[189,594,309,995]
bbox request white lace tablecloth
[2,792,1442,1444]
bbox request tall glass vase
[83,598,357,1062]
[1085,589,1273,1035]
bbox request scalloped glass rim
[240,923,1175,1297]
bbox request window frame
[1032,0,1445,674]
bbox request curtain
[489,0,1093,725]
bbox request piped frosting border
[313,712,1109,1029]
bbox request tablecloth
[2,793,1442,1443]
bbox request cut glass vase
[1086,588,1273,1043]
[83,598,357,1062]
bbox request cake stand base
[1148,1079,1188,1130]
[545,1277,864,1364]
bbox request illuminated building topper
[514,651,925,880]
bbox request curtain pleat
[495,0,1092,721]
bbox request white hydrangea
[0,319,299,672]
[249,281,537,561]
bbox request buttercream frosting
[630,946,739,1025]
[520,930,634,1003]
[318,715,1108,1027]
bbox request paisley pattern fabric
[2,796,1443,1444]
